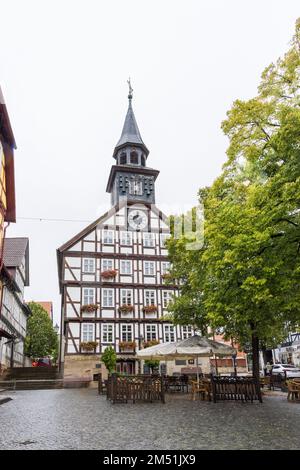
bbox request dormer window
[119,152,127,165]
[141,154,146,166]
[130,151,139,165]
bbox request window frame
[83,288,95,305]
[102,229,114,245]
[102,324,114,343]
[144,290,156,306]
[143,232,155,247]
[164,324,175,343]
[162,290,173,309]
[102,288,114,307]
[83,258,95,274]
[120,289,133,305]
[120,231,132,246]
[144,261,155,276]
[146,324,157,342]
[121,324,133,342]
[120,259,132,275]
[82,323,94,342]
[101,259,114,272]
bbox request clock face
[128,209,148,230]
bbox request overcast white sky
[0,0,299,325]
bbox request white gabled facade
[58,203,194,378]
[57,90,195,379]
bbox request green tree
[167,19,300,380]
[25,302,58,360]
[101,346,117,374]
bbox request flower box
[143,339,160,349]
[119,341,136,351]
[101,270,117,279]
[119,304,134,313]
[81,304,98,313]
[80,341,98,352]
[143,305,158,313]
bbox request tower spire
[127,77,133,101]
[113,81,149,158]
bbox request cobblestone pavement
[0,389,299,450]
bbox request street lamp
[54,323,59,335]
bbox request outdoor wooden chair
[191,380,209,401]
[287,380,300,402]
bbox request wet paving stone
[0,389,299,450]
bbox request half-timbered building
[57,89,194,380]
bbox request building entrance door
[116,361,135,375]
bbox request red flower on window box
[119,341,136,351]
[143,305,158,313]
[101,270,118,279]
[81,304,98,313]
[119,304,134,313]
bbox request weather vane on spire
[127,77,133,100]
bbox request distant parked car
[36,357,52,367]
[271,364,300,378]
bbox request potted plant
[101,269,118,279]
[143,305,158,313]
[80,341,98,352]
[81,304,98,313]
[119,341,136,351]
[101,346,117,374]
[118,304,134,313]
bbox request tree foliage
[25,302,58,359]
[101,346,117,373]
[167,19,300,379]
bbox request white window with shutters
[120,260,132,275]
[83,288,95,305]
[102,289,114,307]
[164,325,175,343]
[83,258,95,273]
[102,324,114,343]
[144,261,155,276]
[82,323,94,342]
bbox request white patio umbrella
[136,335,236,384]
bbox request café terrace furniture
[287,380,300,402]
[164,375,189,393]
[106,374,165,404]
[211,376,262,403]
[190,378,211,401]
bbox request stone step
[0,379,64,391]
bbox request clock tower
[106,86,159,207]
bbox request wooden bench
[211,376,262,403]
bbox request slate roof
[3,237,29,285]
[114,98,149,156]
